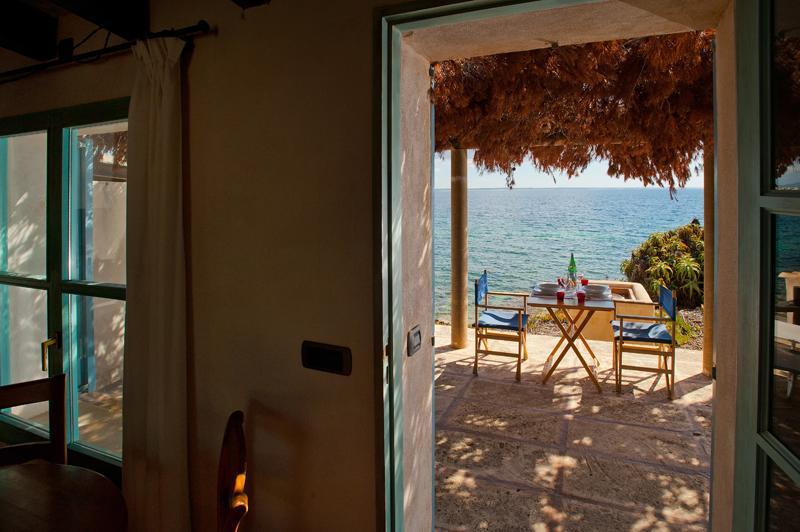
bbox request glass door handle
[40,336,59,372]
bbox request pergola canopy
[433,31,714,191]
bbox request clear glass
[0,285,49,428]
[66,121,128,285]
[0,131,47,277]
[772,0,800,190]
[767,459,800,530]
[64,294,125,456]
[772,215,800,455]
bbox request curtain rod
[0,20,212,85]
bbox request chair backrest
[475,270,488,305]
[659,285,677,321]
[0,374,66,466]
[218,410,248,532]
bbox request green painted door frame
[733,0,800,529]
[0,137,9,387]
[377,1,601,529]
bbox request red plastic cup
[556,290,565,301]
[577,291,586,304]
[581,278,589,286]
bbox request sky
[433,149,704,189]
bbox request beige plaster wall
[407,0,701,62]
[400,42,434,531]
[710,2,737,530]
[0,1,405,529]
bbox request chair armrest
[487,291,529,297]
[615,314,671,323]
[478,304,527,312]
[614,300,658,309]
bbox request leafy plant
[620,220,705,308]
[674,314,698,346]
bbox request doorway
[378,0,737,529]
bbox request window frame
[0,98,129,479]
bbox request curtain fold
[123,37,190,532]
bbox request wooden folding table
[528,295,615,392]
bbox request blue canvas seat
[610,321,672,344]
[473,270,529,381]
[612,285,678,399]
[478,310,529,331]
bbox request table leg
[543,307,567,365]
[542,308,579,384]
[579,333,600,368]
[542,308,602,392]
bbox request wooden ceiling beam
[48,0,148,40]
[0,1,58,61]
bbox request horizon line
[432,186,705,190]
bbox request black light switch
[302,341,352,376]
[407,325,422,357]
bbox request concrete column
[703,143,714,377]
[451,149,468,347]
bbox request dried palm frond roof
[433,31,715,191]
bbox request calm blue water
[433,187,704,321]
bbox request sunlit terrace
[433,324,712,530]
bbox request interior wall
[400,42,434,531]
[710,2,737,530]
[0,0,426,529]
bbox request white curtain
[123,37,190,531]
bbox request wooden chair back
[0,374,66,466]
[218,410,248,532]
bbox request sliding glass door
[0,100,128,461]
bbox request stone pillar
[451,149,468,348]
[703,143,714,377]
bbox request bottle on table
[567,252,578,293]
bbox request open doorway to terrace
[379,1,731,529]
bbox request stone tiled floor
[434,325,712,531]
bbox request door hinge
[711,365,717,380]
[431,336,435,346]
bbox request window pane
[64,295,124,456]
[66,121,127,284]
[767,459,800,530]
[773,215,800,455]
[772,0,800,189]
[0,285,48,428]
[0,132,47,277]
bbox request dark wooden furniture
[0,461,126,531]
[0,374,66,466]
[218,410,248,532]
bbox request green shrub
[674,314,698,346]
[620,220,704,309]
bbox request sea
[433,187,704,322]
